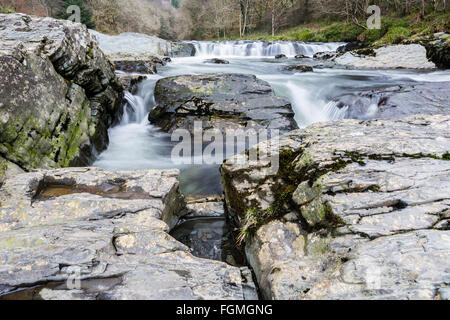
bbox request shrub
[358,28,384,43]
[293,29,317,42]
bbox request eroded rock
[221,114,450,299]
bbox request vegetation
[0,5,14,13]
[0,0,448,42]
[56,0,96,29]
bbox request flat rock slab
[335,44,436,69]
[149,73,297,133]
[221,114,450,300]
[0,168,246,300]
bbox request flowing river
[94,40,450,195]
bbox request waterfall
[190,40,343,58]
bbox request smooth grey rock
[89,30,171,59]
[221,114,450,300]
[0,13,123,170]
[335,44,436,69]
[149,73,297,134]
[332,82,450,120]
[0,168,246,300]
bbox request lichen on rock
[0,13,123,172]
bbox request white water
[95,40,450,194]
[190,40,343,58]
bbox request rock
[204,58,230,64]
[0,13,123,171]
[331,82,450,120]
[170,42,196,57]
[337,41,365,53]
[282,65,313,72]
[275,54,287,59]
[335,44,436,69]
[0,167,247,300]
[295,54,308,59]
[313,51,337,60]
[117,75,147,94]
[402,32,449,69]
[162,57,172,64]
[221,114,450,299]
[149,74,297,134]
[89,30,171,59]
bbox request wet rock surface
[221,114,450,299]
[204,58,230,64]
[332,82,450,120]
[0,14,123,170]
[170,42,196,57]
[90,30,171,59]
[149,73,297,133]
[0,168,248,300]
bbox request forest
[0,1,449,41]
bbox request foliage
[56,0,96,28]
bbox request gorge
[0,13,449,300]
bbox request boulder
[89,30,171,59]
[0,167,249,300]
[282,65,313,72]
[170,42,197,57]
[337,41,365,53]
[335,44,436,69]
[114,60,157,74]
[424,33,450,69]
[204,58,230,64]
[313,51,337,60]
[117,75,147,94]
[149,74,297,134]
[275,54,287,59]
[0,14,123,171]
[294,54,308,59]
[221,114,450,299]
[331,82,450,120]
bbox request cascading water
[190,40,343,58]
[96,39,450,189]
